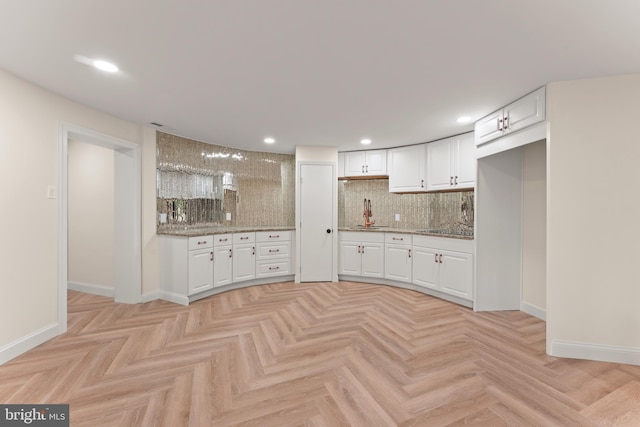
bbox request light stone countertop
[338,226,474,240]
[156,225,473,240]
[157,225,295,237]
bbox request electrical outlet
[395,213,400,222]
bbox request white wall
[547,74,640,364]
[0,68,152,362]
[68,140,115,291]
[521,140,546,318]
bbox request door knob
[326,229,332,234]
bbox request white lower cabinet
[160,230,294,304]
[412,236,473,300]
[256,231,293,278]
[213,234,233,287]
[187,237,214,295]
[232,232,256,282]
[339,232,384,277]
[384,233,412,283]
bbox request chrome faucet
[363,198,374,227]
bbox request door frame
[295,161,338,283]
[58,123,142,334]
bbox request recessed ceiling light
[92,60,119,73]
[456,116,472,124]
[360,139,372,145]
[264,137,275,144]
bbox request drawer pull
[269,234,280,238]
[240,236,249,240]
[197,240,208,245]
[269,249,280,253]
[268,266,280,271]
[392,237,404,241]
[219,238,228,242]
[229,249,232,258]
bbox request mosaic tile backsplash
[338,179,474,233]
[156,132,472,234]
[156,132,295,229]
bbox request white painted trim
[142,291,160,303]
[476,122,546,159]
[159,291,189,306]
[0,323,59,365]
[57,126,68,335]
[68,281,115,298]
[520,302,546,321]
[551,340,640,366]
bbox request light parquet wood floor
[2,281,640,426]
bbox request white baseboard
[551,340,640,366]
[0,323,59,365]
[520,302,546,321]
[68,281,114,298]
[159,290,189,306]
[142,290,160,303]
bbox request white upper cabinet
[475,87,546,146]
[427,133,475,191]
[388,144,427,193]
[344,150,387,177]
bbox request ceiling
[1,1,639,154]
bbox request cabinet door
[412,246,439,290]
[339,241,362,275]
[344,152,367,176]
[426,138,453,191]
[364,150,387,175]
[388,145,427,193]
[453,133,476,189]
[439,250,473,299]
[213,245,233,287]
[474,110,504,146]
[384,245,412,283]
[361,242,384,278]
[188,248,213,295]
[233,243,256,282]
[504,87,545,135]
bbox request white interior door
[299,163,334,281]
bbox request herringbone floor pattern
[1,282,639,426]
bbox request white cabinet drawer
[213,234,233,246]
[385,233,412,245]
[256,230,291,242]
[256,241,291,260]
[233,232,255,244]
[188,235,213,250]
[256,259,291,277]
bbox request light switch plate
[394,213,400,221]
[226,212,232,221]
[47,185,57,199]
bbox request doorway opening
[57,124,141,334]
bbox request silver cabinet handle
[198,240,208,245]
[450,176,453,186]
[365,165,369,173]
[439,253,443,263]
[268,266,280,271]
[252,246,255,255]
[210,252,213,261]
[392,237,404,241]
[362,165,365,173]
[229,249,232,258]
[497,117,503,131]
[268,249,280,253]
[361,245,365,254]
[454,176,458,185]
[219,238,228,242]
[434,254,438,263]
[420,179,424,188]
[408,249,412,258]
[269,234,280,239]
[241,236,249,240]
[503,116,509,129]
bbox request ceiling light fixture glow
[264,137,275,144]
[456,116,472,124]
[93,60,119,73]
[360,138,372,145]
